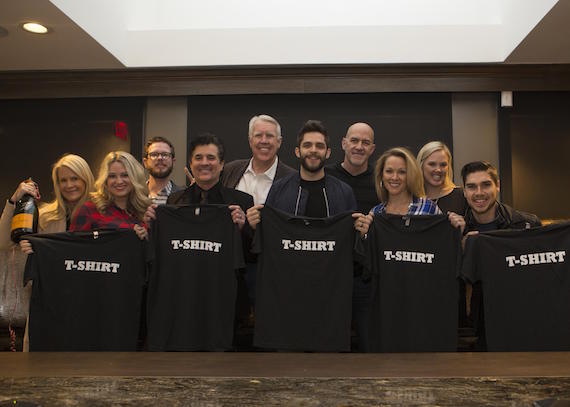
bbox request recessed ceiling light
[22,22,49,34]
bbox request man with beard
[247,120,369,229]
[462,161,541,350]
[143,137,183,205]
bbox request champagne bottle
[10,180,39,243]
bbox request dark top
[147,205,244,351]
[24,230,146,351]
[365,214,461,352]
[167,182,254,262]
[465,201,541,233]
[253,206,357,351]
[299,178,327,218]
[168,182,253,210]
[461,222,570,351]
[265,172,357,217]
[463,200,541,349]
[325,163,377,214]
[432,187,468,215]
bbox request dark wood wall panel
[0,98,145,203]
[187,93,453,170]
[499,91,570,220]
[2,65,570,99]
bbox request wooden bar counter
[1,352,569,406]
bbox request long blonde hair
[40,154,95,229]
[417,141,456,190]
[374,147,425,203]
[92,151,150,221]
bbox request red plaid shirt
[70,200,145,232]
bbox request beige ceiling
[0,0,123,70]
[1,0,569,71]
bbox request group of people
[0,113,541,352]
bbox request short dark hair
[144,136,175,158]
[461,161,499,186]
[189,133,225,162]
[297,120,329,147]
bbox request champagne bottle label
[11,213,34,230]
[10,192,39,243]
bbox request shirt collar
[245,156,279,180]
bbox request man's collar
[246,156,279,179]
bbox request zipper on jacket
[294,186,302,216]
[322,187,330,217]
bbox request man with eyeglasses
[325,122,376,353]
[143,136,183,205]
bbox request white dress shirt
[236,157,279,205]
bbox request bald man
[325,122,377,352]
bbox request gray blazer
[221,158,296,189]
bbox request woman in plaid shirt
[371,147,441,216]
[70,151,151,240]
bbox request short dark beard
[148,165,173,179]
[300,155,326,173]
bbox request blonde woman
[417,141,467,215]
[372,147,442,216]
[0,154,94,351]
[2,154,95,251]
[70,151,150,240]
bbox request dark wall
[500,91,570,220]
[187,93,453,169]
[0,98,145,203]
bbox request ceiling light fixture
[21,22,49,34]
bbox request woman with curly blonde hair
[70,151,150,240]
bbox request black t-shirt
[325,163,377,214]
[299,178,327,218]
[24,230,146,351]
[434,187,468,215]
[147,204,244,351]
[461,222,570,351]
[253,206,357,351]
[365,214,461,352]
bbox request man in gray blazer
[221,114,295,204]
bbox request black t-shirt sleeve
[23,251,36,286]
[233,223,245,269]
[251,223,262,255]
[460,234,480,283]
[453,227,463,278]
[359,220,375,281]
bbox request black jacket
[464,201,541,232]
[265,172,357,216]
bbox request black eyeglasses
[148,152,173,160]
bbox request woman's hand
[353,212,373,237]
[448,211,466,234]
[11,180,40,203]
[19,239,34,255]
[134,224,148,241]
